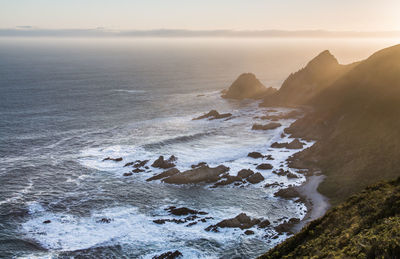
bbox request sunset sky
[1,0,399,31]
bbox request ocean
[0,37,398,258]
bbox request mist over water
[0,37,398,258]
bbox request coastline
[291,173,330,233]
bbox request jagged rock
[206,213,261,232]
[287,172,299,179]
[132,168,145,173]
[258,219,271,228]
[252,123,281,131]
[124,162,134,167]
[193,110,232,120]
[222,73,277,99]
[152,250,183,259]
[97,218,112,223]
[244,230,255,235]
[273,169,290,176]
[237,169,254,179]
[186,222,197,227]
[271,139,304,149]
[146,168,180,182]
[247,172,265,184]
[264,182,282,188]
[265,155,274,160]
[151,156,176,169]
[166,206,207,216]
[102,157,123,162]
[153,219,167,225]
[191,162,207,168]
[248,152,264,159]
[213,175,242,187]
[274,218,300,234]
[163,165,229,184]
[256,163,273,170]
[274,187,299,199]
[133,160,149,168]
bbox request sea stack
[222,73,277,99]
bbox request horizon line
[1,28,400,38]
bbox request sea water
[0,37,398,258]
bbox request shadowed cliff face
[286,44,400,204]
[222,73,277,99]
[260,177,400,259]
[261,50,359,107]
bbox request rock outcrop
[162,165,229,184]
[261,50,359,107]
[102,157,123,162]
[205,213,261,231]
[193,110,232,120]
[252,123,281,131]
[271,139,304,149]
[222,73,277,99]
[247,172,265,184]
[146,168,180,181]
[152,250,182,259]
[256,163,273,170]
[151,156,176,169]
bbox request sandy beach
[291,174,330,233]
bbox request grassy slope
[286,44,400,204]
[260,177,400,259]
[261,50,359,107]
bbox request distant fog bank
[1,28,400,38]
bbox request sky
[0,0,400,31]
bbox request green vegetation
[285,44,400,204]
[260,177,400,259]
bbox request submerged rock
[163,165,229,184]
[43,220,51,224]
[146,168,180,182]
[252,123,281,131]
[151,156,176,169]
[152,250,183,259]
[193,110,232,120]
[123,172,133,177]
[97,218,112,224]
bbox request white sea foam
[21,204,287,257]
[68,107,313,256]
